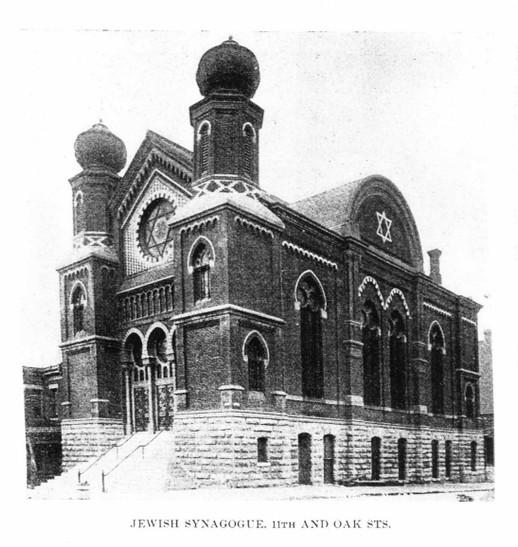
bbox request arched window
[242,123,255,178]
[465,383,475,418]
[148,328,169,379]
[125,333,143,382]
[296,274,325,399]
[71,285,86,334]
[429,323,445,414]
[198,122,210,175]
[389,310,407,410]
[192,242,212,303]
[362,301,381,406]
[246,336,266,392]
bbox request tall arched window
[242,123,255,178]
[429,323,445,414]
[246,336,266,392]
[362,300,381,406]
[192,243,212,303]
[296,274,325,399]
[389,310,407,410]
[465,383,475,418]
[71,285,86,334]
[198,122,210,175]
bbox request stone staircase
[27,430,195,499]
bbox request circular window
[138,199,176,259]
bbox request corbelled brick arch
[294,270,328,319]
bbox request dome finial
[74,122,127,173]
[196,39,260,98]
[228,35,233,41]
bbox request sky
[11,30,517,367]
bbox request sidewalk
[106,481,494,501]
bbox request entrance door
[298,433,312,485]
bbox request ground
[95,482,495,501]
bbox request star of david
[376,211,392,243]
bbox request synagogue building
[26,38,490,496]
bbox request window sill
[257,462,271,467]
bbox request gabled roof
[113,130,194,220]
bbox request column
[143,357,156,433]
[122,362,133,434]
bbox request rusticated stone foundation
[169,410,487,489]
[61,418,124,470]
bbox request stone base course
[61,418,124,470]
[169,410,487,489]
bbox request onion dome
[74,122,127,173]
[196,38,260,98]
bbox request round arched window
[138,199,176,259]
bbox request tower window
[242,123,256,178]
[71,285,86,334]
[192,242,213,303]
[257,437,268,463]
[296,274,325,399]
[362,301,381,406]
[198,122,211,175]
[246,336,266,392]
[389,310,407,410]
[429,323,445,414]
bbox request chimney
[428,249,442,285]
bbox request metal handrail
[101,430,166,493]
[78,433,137,484]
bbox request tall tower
[57,123,127,467]
[190,38,263,194]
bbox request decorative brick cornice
[63,265,89,281]
[235,216,274,238]
[461,316,477,327]
[282,241,338,270]
[423,301,452,317]
[179,215,219,234]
